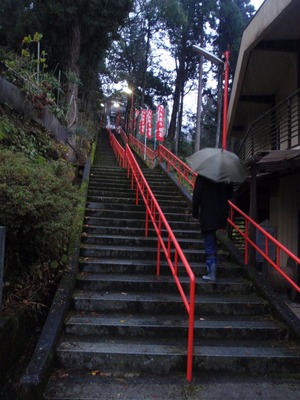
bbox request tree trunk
[168,76,180,143]
[175,89,184,156]
[216,74,223,148]
[168,58,185,147]
[66,21,81,162]
[140,22,151,110]
[66,22,81,129]
[194,55,203,152]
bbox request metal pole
[222,49,230,150]
[0,226,6,308]
[131,91,134,136]
[194,55,203,152]
[192,45,230,150]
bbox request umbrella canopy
[186,147,248,183]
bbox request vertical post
[222,49,230,150]
[0,226,6,308]
[186,278,195,381]
[195,55,203,152]
[144,109,147,160]
[131,91,134,136]
[249,163,257,266]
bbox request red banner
[146,109,152,139]
[156,105,164,141]
[139,109,146,135]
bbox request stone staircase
[43,130,300,399]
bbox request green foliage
[213,0,255,75]
[0,149,80,268]
[0,106,65,161]
[2,43,65,122]
[65,70,82,86]
[0,115,18,140]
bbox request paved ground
[44,371,300,400]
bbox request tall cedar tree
[156,0,217,145]
[0,0,133,130]
[212,0,255,148]
[104,0,172,112]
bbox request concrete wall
[270,172,300,274]
[0,76,68,143]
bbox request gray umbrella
[186,147,248,183]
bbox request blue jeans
[203,231,217,257]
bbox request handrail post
[156,216,162,276]
[187,278,195,382]
[228,200,300,293]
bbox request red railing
[109,129,300,374]
[126,134,300,294]
[156,145,197,189]
[228,201,300,293]
[119,128,128,144]
[109,130,125,168]
[109,130,196,381]
[127,134,197,188]
[128,134,156,167]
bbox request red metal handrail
[157,145,197,188]
[228,200,300,293]
[128,134,156,167]
[109,129,300,375]
[131,137,300,294]
[125,144,196,381]
[109,130,196,381]
[109,129,125,168]
[119,128,128,144]
[127,135,197,189]
[128,135,300,293]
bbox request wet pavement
[43,371,300,400]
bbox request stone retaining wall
[0,76,68,143]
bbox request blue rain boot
[202,256,217,282]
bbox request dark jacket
[192,175,233,233]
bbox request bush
[0,149,80,270]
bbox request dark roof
[251,149,300,172]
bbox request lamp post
[100,102,105,127]
[112,102,120,131]
[192,45,230,150]
[123,87,134,135]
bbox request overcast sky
[251,0,265,10]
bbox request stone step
[81,233,203,249]
[87,195,190,211]
[86,196,145,211]
[75,272,253,295]
[55,336,300,375]
[78,258,241,278]
[72,289,269,316]
[84,216,147,228]
[84,208,147,219]
[84,208,195,222]
[86,200,188,213]
[42,370,300,400]
[82,224,202,239]
[87,189,136,198]
[89,177,178,190]
[84,215,199,230]
[65,312,289,341]
[79,243,208,262]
